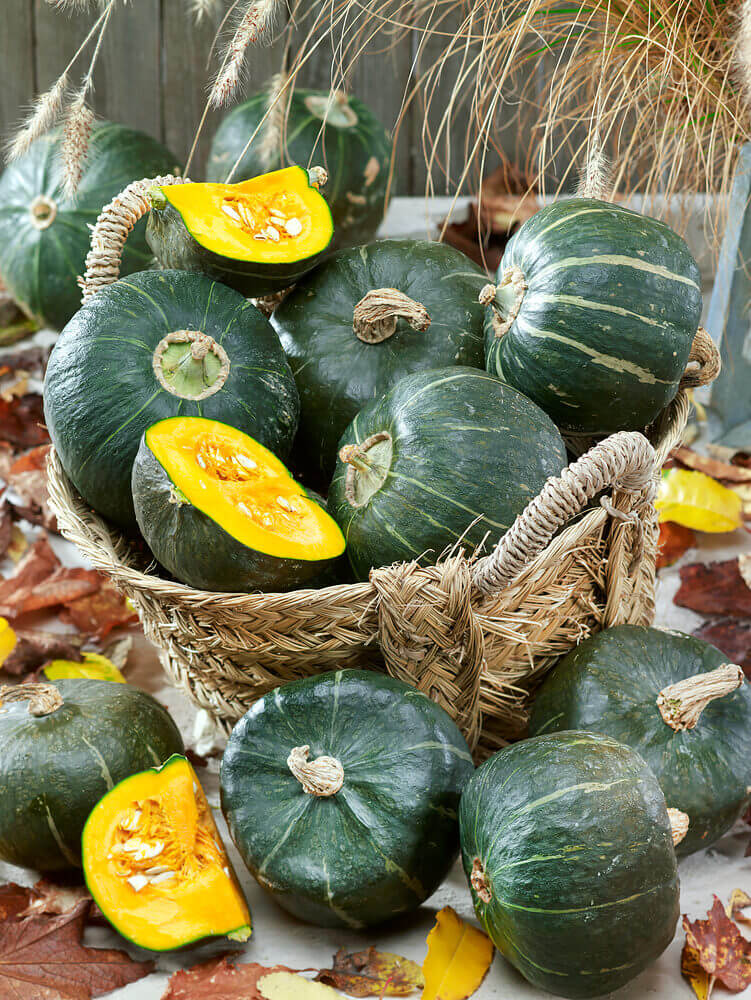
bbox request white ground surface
[1,197,749,999]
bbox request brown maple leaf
[683,896,751,992]
[1,628,84,677]
[60,579,137,638]
[316,946,425,996]
[693,619,751,676]
[161,957,291,1000]
[657,522,696,570]
[0,899,153,999]
[674,560,751,618]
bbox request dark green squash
[0,680,184,871]
[207,85,392,251]
[132,416,346,592]
[460,731,680,998]
[272,240,487,486]
[44,269,299,530]
[529,625,751,857]
[0,123,178,331]
[328,367,567,580]
[484,198,702,434]
[221,669,474,928]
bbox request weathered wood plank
[0,1,35,146]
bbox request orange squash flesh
[161,166,333,263]
[146,416,345,562]
[82,754,251,951]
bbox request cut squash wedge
[82,754,251,951]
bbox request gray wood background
[0,1,533,195]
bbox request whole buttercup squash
[221,669,474,928]
[484,198,702,434]
[529,625,751,856]
[0,123,178,331]
[0,680,184,871]
[273,240,487,485]
[44,269,299,530]
[460,731,682,998]
[132,416,345,592]
[328,367,567,580]
[146,167,333,297]
[207,84,391,250]
[83,754,251,951]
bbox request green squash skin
[328,367,567,580]
[485,198,702,434]
[272,240,487,486]
[460,731,680,998]
[0,680,184,872]
[529,625,751,857]
[146,171,333,297]
[206,88,392,251]
[220,669,474,928]
[44,270,299,530]
[131,426,343,592]
[0,124,178,331]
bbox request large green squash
[44,269,299,530]
[328,367,567,580]
[207,86,392,251]
[0,123,178,331]
[272,240,487,486]
[529,625,751,856]
[221,669,474,928]
[484,198,702,434]
[460,731,680,998]
[0,680,184,871]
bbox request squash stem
[656,663,745,731]
[287,744,344,796]
[0,682,64,716]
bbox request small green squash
[460,731,680,998]
[221,669,474,928]
[44,269,299,530]
[328,367,567,580]
[207,85,392,251]
[272,240,487,485]
[0,123,178,331]
[0,680,184,871]
[132,416,345,592]
[529,625,751,856]
[484,198,702,434]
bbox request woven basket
[47,176,721,759]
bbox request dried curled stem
[287,745,344,797]
[657,664,745,731]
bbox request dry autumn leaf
[162,958,291,1000]
[674,560,751,618]
[422,907,494,1000]
[657,522,696,570]
[60,578,137,637]
[683,896,751,994]
[316,946,424,996]
[693,619,751,676]
[0,899,153,999]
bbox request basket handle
[78,174,190,304]
[471,430,656,597]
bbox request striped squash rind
[484,198,702,434]
[529,625,751,856]
[0,680,184,871]
[328,367,567,580]
[220,669,474,928]
[460,731,680,998]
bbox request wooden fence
[1,1,533,194]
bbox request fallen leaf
[0,899,153,998]
[728,890,751,925]
[672,447,751,483]
[0,883,37,922]
[0,394,49,450]
[60,579,137,637]
[683,896,751,992]
[162,958,290,1000]
[681,941,714,1000]
[657,469,743,533]
[657,522,696,570]
[259,971,341,1000]
[693,619,751,675]
[0,627,83,677]
[316,947,424,996]
[675,559,751,618]
[422,907,494,1000]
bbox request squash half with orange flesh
[131,416,346,592]
[82,754,251,951]
[146,166,334,296]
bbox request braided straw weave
[48,178,720,759]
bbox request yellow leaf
[259,971,342,1000]
[43,651,126,683]
[0,616,17,666]
[422,907,494,1000]
[657,469,742,532]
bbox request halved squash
[146,166,333,297]
[131,416,346,592]
[82,754,251,951]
